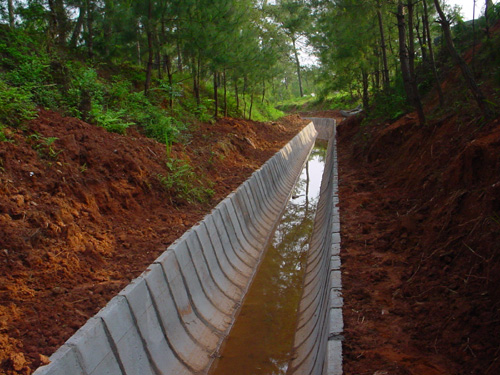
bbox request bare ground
[0,111,308,374]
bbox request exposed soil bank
[0,111,308,374]
[337,112,500,375]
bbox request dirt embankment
[0,110,308,374]
[338,109,500,374]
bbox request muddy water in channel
[211,141,328,375]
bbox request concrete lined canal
[211,141,328,375]
[34,120,342,375]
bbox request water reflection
[212,141,328,375]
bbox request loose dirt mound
[337,112,500,374]
[0,110,307,374]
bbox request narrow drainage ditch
[210,140,328,375]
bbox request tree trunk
[196,55,202,105]
[485,0,492,39]
[362,70,369,110]
[8,0,14,29]
[48,0,68,46]
[136,40,141,66]
[213,71,218,118]
[70,4,86,48]
[144,0,154,95]
[292,37,304,97]
[156,52,162,80]
[376,0,390,88]
[235,80,239,111]
[416,10,428,63]
[433,0,493,118]
[165,53,174,108]
[243,77,247,118]
[261,81,266,104]
[472,0,477,73]
[249,93,254,120]
[407,0,416,77]
[397,1,425,125]
[48,0,58,42]
[223,70,228,117]
[397,3,413,103]
[192,55,199,105]
[103,0,113,57]
[86,0,94,60]
[176,39,183,72]
[424,0,445,107]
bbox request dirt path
[0,111,308,374]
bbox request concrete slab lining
[304,117,336,141]
[34,122,319,375]
[288,118,343,375]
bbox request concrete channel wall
[288,118,342,375]
[34,122,318,375]
[305,117,335,141]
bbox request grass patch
[158,158,215,204]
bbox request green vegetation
[0,0,316,143]
[1,1,499,135]
[1,1,324,201]
[0,79,36,128]
[1,0,500,197]
[158,158,215,204]
[308,0,500,121]
[29,133,62,159]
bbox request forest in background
[1,1,499,142]
[290,0,500,120]
[0,0,321,148]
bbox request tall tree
[432,0,493,118]
[270,0,310,97]
[376,0,390,88]
[144,0,154,95]
[7,0,14,29]
[69,2,86,48]
[48,0,69,46]
[423,0,444,107]
[86,0,94,59]
[397,0,425,125]
[485,0,494,39]
[407,0,416,76]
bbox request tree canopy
[0,0,499,131]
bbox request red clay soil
[0,110,308,374]
[300,109,344,122]
[337,111,500,375]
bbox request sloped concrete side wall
[304,117,335,141]
[34,123,318,375]
[288,118,342,375]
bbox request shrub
[3,51,63,109]
[367,75,409,121]
[158,158,215,204]
[65,66,106,117]
[0,125,11,142]
[0,79,37,128]
[122,91,185,145]
[90,106,133,134]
